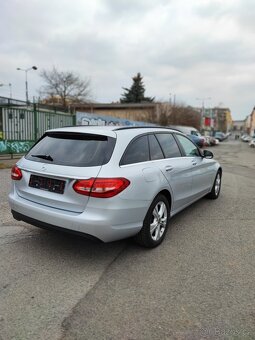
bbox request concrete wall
[75,104,159,124]
[91,108,156,122]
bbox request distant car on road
[242,135,252,142]
[214,132,227,142]
[188,134,204,148]
[249,138,255,148]
[202,136,216,147]
[9,126,222,248]
[168,125,201,137]
[209,136,218,146]
[168,125,205,148]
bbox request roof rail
[113,126,182,132]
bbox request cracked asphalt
[0,139,255,340]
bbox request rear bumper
[9,191,146,242]
[12,210,101,242]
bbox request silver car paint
[9,126,221,242]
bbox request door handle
[165,165,173,172]
[191,161,197,166]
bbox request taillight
[73,178,130,198]
[11,165,22,180]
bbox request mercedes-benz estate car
[9,126,222,248]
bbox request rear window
[25,132,116,167]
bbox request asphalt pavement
[0,139,255,340]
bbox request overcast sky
[1,0,255,119]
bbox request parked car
[209,136,218,146]
[242,135,252,142]
[214,132,227,142]
[241,133,250,141]
[168,125,201,137]
[168,125,205,148]
[201,136,210,147]
[249,138,255,148]
[199,136,218,147]
[9,126,222,248]
[187,134,204,148]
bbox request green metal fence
[0,105,75,155]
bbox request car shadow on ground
[20,193,219,259]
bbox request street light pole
[169,93,176,106]
[9,83,12,98]
[25,70,28,103]
[196,97,211,132]
[169,93,172,105]
[17,66,37,103]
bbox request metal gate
[0,106,75,154]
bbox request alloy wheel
[215,173,221,196]
[150,201,167,241]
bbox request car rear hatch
[15,131,116,213]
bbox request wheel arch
[157,189,172,213]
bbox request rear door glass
[120,135,149,165]
[156,133,181,158]
[148,134,164,160]
[25,132,116,167]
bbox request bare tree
[39,67,91,108]
[156,103,201,129]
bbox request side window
[121,135,150,165]
[176,134,200,157]
[148,134,164,160]
[156,133,181,158]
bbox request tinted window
[149,134,164,160]
[176,134,200,157]
[156,133,181,158]
[121,135,149,165]
[26,132,115,167]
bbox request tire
[207,171,222,199]
[134,194,170,248]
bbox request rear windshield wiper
[31,154,54,161]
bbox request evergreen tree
[120,73,154,103]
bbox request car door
[174,134,214,199]
[151,133,194,214]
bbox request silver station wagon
[9,126,222,248]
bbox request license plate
[29,175,65,194]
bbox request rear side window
[25,132,116,167]
[120,135,149,165]
[156,133,181,158]
[148,134,164,160]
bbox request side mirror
[203,150,214,159]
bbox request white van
[168,125,201,136]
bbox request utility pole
[196,97,211,132]
[169,93,172,105]
[169,93,176,106]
